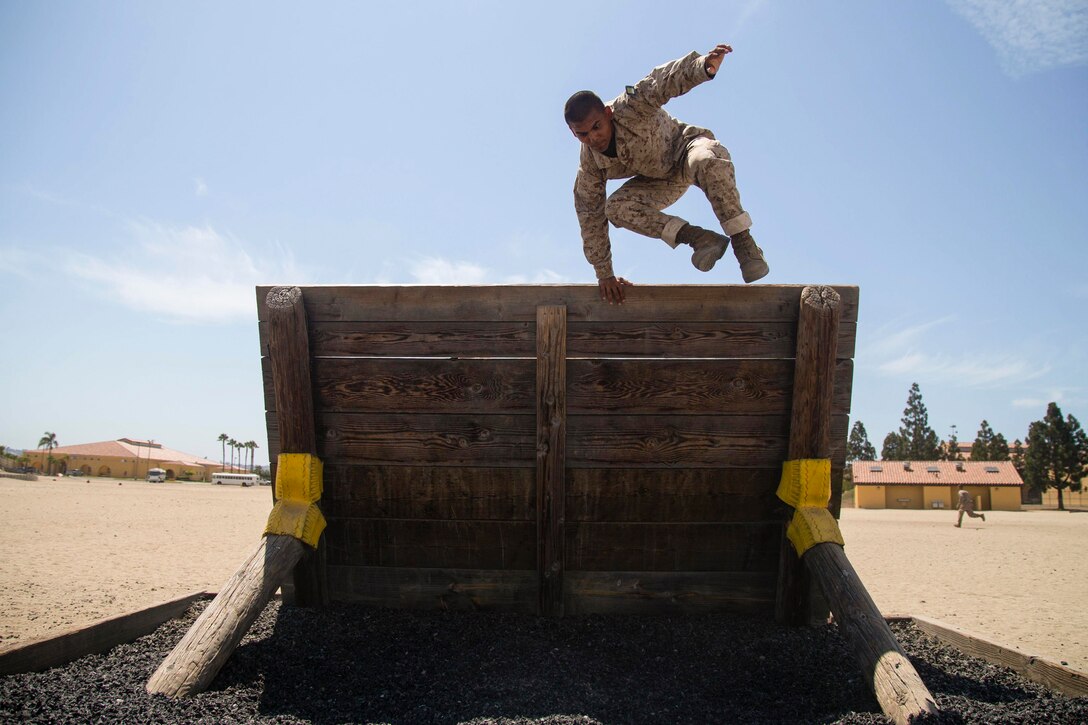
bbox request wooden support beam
[776,285,840,625]
[777,286,939,724]
[147,286,325,698]
[265,286,326,607]
[146,534,305,697]
[536,305,566,616]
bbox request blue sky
[2,1,1086,463]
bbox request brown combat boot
[730,229,769,283]
[676,223,729,272]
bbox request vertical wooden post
[266,286,328,608]
[776,285,840,625]
[777,287,939,724]
[536,305,567,617]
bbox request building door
[885,486,923,509]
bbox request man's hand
[705,44,733,76]
[598,275,633,305]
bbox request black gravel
[2,600,1085,724]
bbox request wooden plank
[311,320,534,357]
[563,571,776,616]
[261,319,857,359]
[566,521,781,572]
[255,284,860,324]
[566,468,780,522]
[311,358,535,413]
[536,305,567,617]
[911,614,1088,698]
[263,358,854,417]
[321,465,534,521]
[567,359,853,415]
[327,566,538,613]
[0,591,209,676]
[314,413,537,466]
[567,321,857,359]
[566,413,848,468]
[326,519,535,569]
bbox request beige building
[853,460,1022,511]
[26,438,225,481]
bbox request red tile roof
[852,460,1023,486]
[36,439,219,468]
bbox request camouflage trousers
[603,137,752,248]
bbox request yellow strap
[786,507,845,556]
[776,458,832,508]
[264,453,326,548]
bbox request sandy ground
[1,476,1085,674]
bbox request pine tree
[970,420,996,460]
[989,432,1010,461]
[881,432,906,461]
[1011,438,1026,477]
[847,421,877,461]
[1023,403,1088,511]
[895,383,941,460]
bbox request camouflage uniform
[573,51,752,280]
[956,489,984,526]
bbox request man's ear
[603,106,614,121]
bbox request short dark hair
[564,91,605,124]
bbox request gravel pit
[2,600,1085,724]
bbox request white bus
[147,467,167,483]
[211,472,260,487]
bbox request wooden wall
[256,285,858,616]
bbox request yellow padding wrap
[263,453,326,548]
[777,458,844,556]
[776,458,832,508]
[786,507,845,556]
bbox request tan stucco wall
[25,450,219,481]
[990,487,1022,511]
[856,484,1021,511]
[1040,487,1088,509]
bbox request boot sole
[691,244,727,272]
[741,261,770,283]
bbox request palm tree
[218,433,229,472]
[38,432,57,474]
[229,438,239,472]
[245,441,258,472]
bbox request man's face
[568,106,614,154]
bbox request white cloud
[64,221,307,323]
[947,0,1088,77]
[864,316,1049,387]
[194,178,208,197]
[410,257,490,285]
[407,256,572,285]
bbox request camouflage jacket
[574,50,716,279]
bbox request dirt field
[1,475,1084,674]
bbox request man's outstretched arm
[627,44,733,108]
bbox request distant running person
[955,489,986,527]
[565,44,769,305]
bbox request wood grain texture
[566,468,781,522]
[0,591,209,676]
[565,521,781,572]
[327,566,538,612]
[326,519,536,570]
[911,614,1088,698]
[806,544,939,724]
[259,319,857,359]
[536,306,567,616]
[255,285,860,324]
[321,465,534,521]
[563,571,776,615]
[146,534,305,698]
